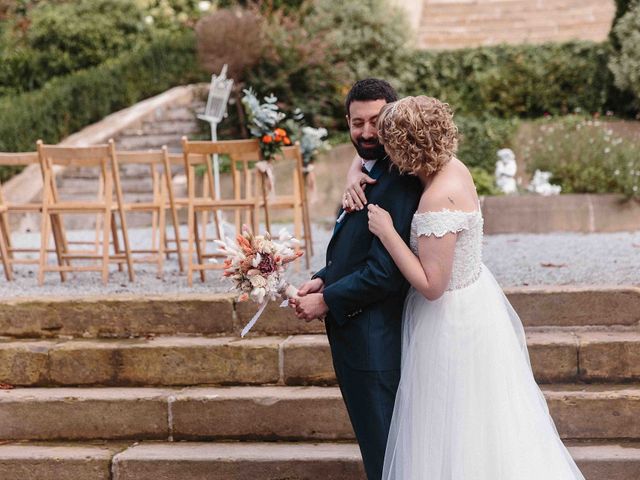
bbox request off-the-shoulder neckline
[413,208,481,217]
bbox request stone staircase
[418,0,615,49]
[52,86,206,229]
[0,287,639,479]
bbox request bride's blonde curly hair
[377,96,458,176]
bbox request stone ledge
[2,385,640,441]
[0,287,638,339]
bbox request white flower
[252,253,262,268]
[251,287,267,304]
[198,1,212,11]
[144,15,154,25]
[250,275,267,288]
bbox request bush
[455,115,519,172]
[609,1,640,109]
[524,116,640,199]
[0,0,151,95]
[239,0,415,129]
[0,30,205,153]
[196,7,264,81]
[470,167,501,196]
[408,42,620,118]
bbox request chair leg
[101,209,111,285]
[170,207,184,273]
[187,202,195,287]
[111,212,123,272]
[0,210,13,259]
[157,206,166,279]
[0,227,13,281]
[193,210,206,283]
[49,214,68,281]
[38,211,50,286]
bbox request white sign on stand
[197,64,234,210]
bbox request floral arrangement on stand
[241,88,330,201]
[216,226,303,337]
[285,109,329,202]
[241,88,291,160]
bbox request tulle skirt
[382,264,585,480]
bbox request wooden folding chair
[114,147,183,277]
[181,137,262,286]
[258,144,314,268]
[37,140,134,285]
[0,151,68,280]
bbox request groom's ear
[345,114,350,127]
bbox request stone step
[0,440,637,480]
[0,288,638,339]
[119,120,201,137]
[0,328,639,387]
[115,134,184,151]
[0,443,122,480]
[1,385,640,442]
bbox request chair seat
[124,202,162,211]
[4,202,42,212]
[192,198,258,208]
[45,201,117,213]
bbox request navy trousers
[332,358,400,480]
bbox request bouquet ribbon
[240,298,269,338]
[240,284,299,338]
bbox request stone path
[1,222,639,299]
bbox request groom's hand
[297,278,324,296]
[291,293,328,322]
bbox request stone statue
[495,148,518,194]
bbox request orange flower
[274,135,283,142]
[262,135,273,144]
[283,137,291,145]
[274,128,287,137]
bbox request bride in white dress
[361,96,585,479]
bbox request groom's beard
[351,135,386,160]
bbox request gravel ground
[1,223,639,299]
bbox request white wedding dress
[382,209,585,480]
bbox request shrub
[244,6,348,130]
[0,0,151,95]
[195,7,264,81]
[470,167,501,196]
[0,30,205,153]
[609,1,640,108]
[455,115,519,172]
[408,42,619,118]
[524,116,640,199]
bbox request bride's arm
[367,204,457,301]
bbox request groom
[291,78,422,479]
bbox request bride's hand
[367,204,395,241]
[342,172,377,211]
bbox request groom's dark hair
[345,78,398,116]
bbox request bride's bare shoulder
[417,158,478,213]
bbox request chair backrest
[36,140,119,205]
[0,152,40,204]
[181,137,262,201]
[115,147,171,205]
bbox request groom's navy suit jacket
[315,157,422,371]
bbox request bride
[345,96,585,479]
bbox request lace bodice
[410,209,484,291]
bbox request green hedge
[407,41,628,118]
[0,30,205,153]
